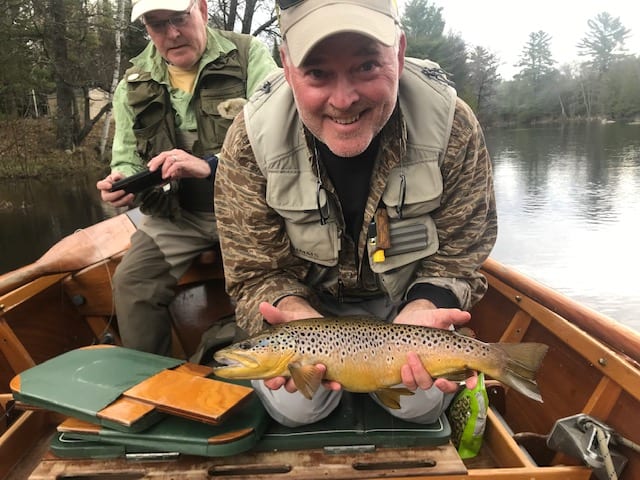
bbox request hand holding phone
[109,169,165,195]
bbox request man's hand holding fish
[259,301,343,395]
[394,299,479,393]
[257,299,478,398]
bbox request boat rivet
[515,295,522,302]
[598,357,607,366]
[71,295,86,306]
[0,304,4,311]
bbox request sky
[400,0,640,79]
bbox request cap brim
[284,4,397,67]
[131,0,192,22]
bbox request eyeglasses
[277,0,305,10]
[143,3,195,33]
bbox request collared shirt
[111,27,277,176]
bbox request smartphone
[109,169,165,194]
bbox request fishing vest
[245,58,456,301]
[125,31,251,211]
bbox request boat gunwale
[481,258,640,364]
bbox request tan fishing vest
[245,58,456,301]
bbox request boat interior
[1,243,639,479]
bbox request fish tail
[491,342,549,402]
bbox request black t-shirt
[317,138,378,242]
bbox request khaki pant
[113,210,217,355]
[252,295,454,427]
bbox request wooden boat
[1,209,639,480]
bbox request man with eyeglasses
[96,0,277,356]
[214,0,497,427]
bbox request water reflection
[487,123,640,331]
[0,176,112,272]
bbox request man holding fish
[214,0,499,426]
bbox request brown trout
[213,317,549,408]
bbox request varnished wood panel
[123,369,253,425]
[63,259,120,316]
[170,280,235,359]
[470,285,518,342]
[29,444,467,479]
[0,282,95,392]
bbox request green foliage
[400,3,640,125]
[440,34,470,90]
[599,58,640,119]
[402,0,447,60]
[577,12,630,73]
[465,47,501,123]
[490,11,638,124]
[0,0,53,116]
[402,0,445,39]
[401,0,469,99]
[515,31,556,88]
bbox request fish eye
[238,341,252,350]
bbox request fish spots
[235,317,501,379]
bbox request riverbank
[0,118,110,179]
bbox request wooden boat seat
[31,442,467,479]
[62,243,234,361]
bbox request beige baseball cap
[130,0,192,22]
[279,0,400,67]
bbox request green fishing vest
[245,58,456,301]
[125,31,251,211]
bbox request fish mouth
[212,352,260,369]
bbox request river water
[486,123,640,331]
[1,122,638,331]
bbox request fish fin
[492,342,549,402]
[455,327,477,339]
[439,370,468,382]
[288,362,323,400]
[373,387,414,410]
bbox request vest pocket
[130,90,176,158]
[382,151,443,219]
[367,215,439,302]
[276,208,340,267]
[265,167,340,267]
[200,81,246,148]
[200,80,245,113]
[132,113,172,159]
